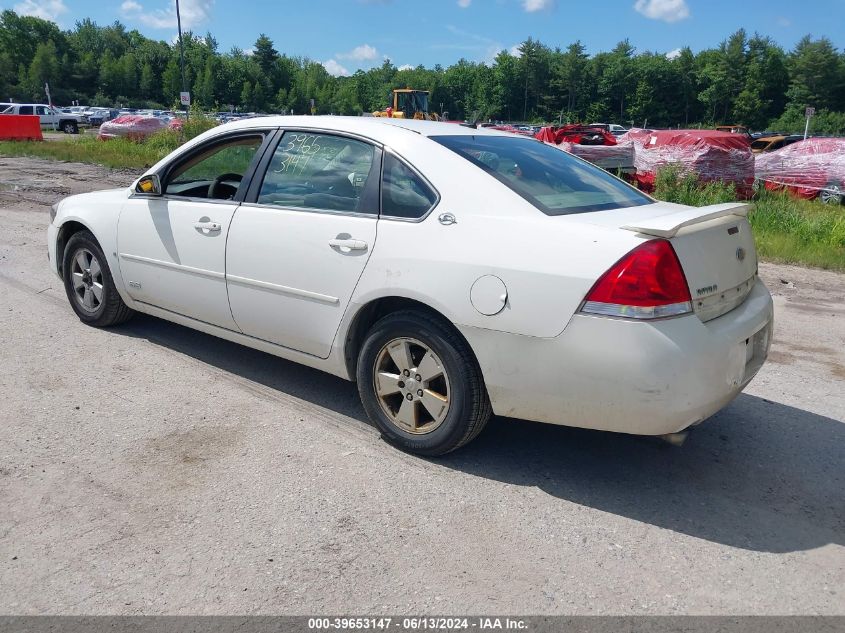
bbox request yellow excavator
[373,88,440,120]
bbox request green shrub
[653,164,737,206]
[180,112,219,140]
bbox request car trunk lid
[580,202,757,321]
[610,202,758,322]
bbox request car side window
[257,133,377,214]
[36,106,48,115]
[164,135,264,200]
[381,152,437,219]
[19,106,33,115]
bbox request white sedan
[48,116,773,455]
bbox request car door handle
[194,221,222,232]
[328,238,368,251]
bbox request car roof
[219,115,518,143]
[754,135,787,142]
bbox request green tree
[786,35,842,112]
[600,40,636,120]
[26,39,59,100]
[161,57,182,104]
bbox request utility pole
[523,71,528,122]
[176,0,189,119]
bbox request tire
[819,181,843,205]
[62,230,134,327]
[356,310,491,456]
[62,120,78,134]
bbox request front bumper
[47,222,60,278]
[460,279,774,436]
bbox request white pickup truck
[0,103,87,134]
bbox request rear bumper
[460,279,773,436]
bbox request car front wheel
[357,310,491,456]
[819,181,843,205]
[62,121,79,134]
[62,230,134,327]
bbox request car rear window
[431,134,651,215]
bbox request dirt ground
[0,156,843,615]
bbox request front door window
[165,136,264,200]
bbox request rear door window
[18,106,33,115]
[381,153,438,219]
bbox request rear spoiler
[621,203,751,238]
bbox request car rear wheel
[62,230,134,327]
[819,181,843,205]
[356,310,491,456]
[62,121,78,134]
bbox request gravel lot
[0,157,843,615]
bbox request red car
[97,115,181,141]
[621,129,756,198]
[754,137,845,204]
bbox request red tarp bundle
[620,128,754,197]
[98,115,167,140]
[535,125,617,146]
[754,137,845,199]
[535,125,634,170]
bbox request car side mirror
[135,174,162,196]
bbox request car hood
[60,188,128,208]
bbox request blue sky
[4,0,844,75]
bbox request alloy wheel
[819,184,842,205]
[373,337,451,435]
[70,247,104,313]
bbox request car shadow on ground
[119,314,844,554]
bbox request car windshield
[431,134,651,216]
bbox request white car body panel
[226,205,378,358]
[48,115,774,438]
[117,197,240,330]
[461,279,772,431]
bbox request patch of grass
[748,189,845,270]
[652,165,845,271]
[0,132,178,170]
[0,113,218,170]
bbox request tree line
[2,9,844,133]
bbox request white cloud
[121,0,213,30]
[323,59,350,77]
[777,16,791,27]
[665,47,682,59]
[522,0,554,12]
[398,64,414,71]
[13,0,68,20]
[338,44,379,62]
[633,0,689,23]
[457,0,471,6]
[509,44,522,57]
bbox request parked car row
[0,102,190,134]
[0,103,87,134]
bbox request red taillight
[581,239,692,319]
